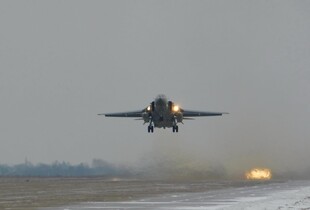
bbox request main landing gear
[147,117,179,133]
[172,117,179,133]
[172,125,179,133]
[147,125,154,133]
[148,118,154,133]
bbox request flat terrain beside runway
[1,177,309,210]
[0,177,274,209]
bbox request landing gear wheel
[172,125,178,133]
[148,126,154,133]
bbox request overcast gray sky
[0,1,309,175]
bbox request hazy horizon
[1,1,309,178]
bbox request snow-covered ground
[220,183,310,210]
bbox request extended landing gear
[172,117,179,133]
[172,125,179,133]
[147,125,154,133]
[148,118,154,133]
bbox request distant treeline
[0,159,132,177]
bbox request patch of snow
[220,187,310,210]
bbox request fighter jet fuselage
[142,94,183,129]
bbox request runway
[46,180,310,210]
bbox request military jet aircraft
[98,94,228,133]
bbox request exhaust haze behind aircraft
[98,94,228,133]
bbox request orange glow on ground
[245,168,272,180]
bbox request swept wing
[182,109,228,117]
[98,110,143,118]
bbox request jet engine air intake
[168,101,173,112]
